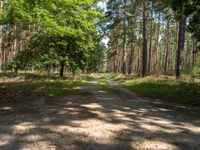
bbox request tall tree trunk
[154,13,160,71]
[0,25,2,72]
[171,23,179,70]
[128,1,137,75]
[148,1,153,73]
[142,0,148,77]
[164,20,170,73]
[122,0,127,74]
[114,40,119,73]
[136,47,140,73]
[176,12,187,79]
[0,0,3,71]
[128,20,136,74]
[114,52,117,73]
[192,39,197,67]
[3,48,6,73]
[128,44,134,75]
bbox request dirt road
[0,81,200,150]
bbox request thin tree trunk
[148,2,153,73]
[60,41,71,77]
[137,49,140,74]
[128,44,134,75]
[142,0,148,77]
[154,13,160,71]
[171,23,179,70]
[60,61,65,78]
[192,39,197,67]
[128,1,137,75]
[0,25,2,72]
[0,0,3,72]
[114,51,118,73]
[114,40,119,73]
[3,48,6,73]
[164,20,170,73]
[128,22,136,74]
[122,0,127,74]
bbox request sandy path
[0,81,200,150]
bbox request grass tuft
[97,80,109,89]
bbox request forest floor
[0,75,200,150]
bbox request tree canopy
[0,0,105,76]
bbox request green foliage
[86,41,107,72]
[8,50,36,71]
[0,0,105,75]
[35,51,59,73]
[186,0,200,41]
[170,0,200,41]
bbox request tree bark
[148,2,153,73]
[122,0,127,74]
[164,20,170,73]
[192,39,197,67]
[128,44,134,75]
[0,1,3,71]
[114,50,118,73]
[142,0,148,77]
[0,25,2,72]
[114,39,119,73]
[154,13,160,71]
[128,23,136,75]
[176,13,187,79]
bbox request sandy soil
[0,81,200,150]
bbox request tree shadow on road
[0,82,200,149]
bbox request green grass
[0,72,99,82]
[0,72,91,97]
[0,73,91,108]
[122,77,200,106]
[97,80,109,90]
[0,80,85,97]
[0,73,103,97]
[110,73,137,81]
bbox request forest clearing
[0,0,200,150]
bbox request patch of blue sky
[97,1,107,11]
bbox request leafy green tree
[0,0,104,77]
